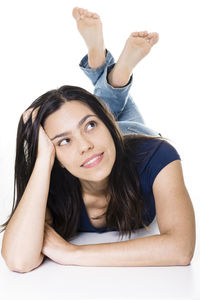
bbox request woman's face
[44,101,116,182]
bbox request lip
[81,152,104,167]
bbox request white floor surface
[1,199,199,300]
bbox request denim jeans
[79,49,161,136]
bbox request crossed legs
[72,7,160,136]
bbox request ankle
[88,48,106,69]
[107,66,131,88]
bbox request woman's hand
[42,223,78,265]
[37,125,55,169]
[23,107,39,124]
[23,107,55,169]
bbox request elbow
[165,232,196,266]
[179,248,195,266]
[176,242,195,266]
[2,256,37,273]
[6,263,34,273]
[1,247,26,273]
[1,248,44,273]
[5,259,43,273]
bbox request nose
[77,135,94,154]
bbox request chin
[89,168,112,182]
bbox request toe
[142,31,148,36]
[131,32,139,37]
[148,32,159,45]
[138,31,148,37]
[147,32,154,38]
[83,9,88,16]
[72,7,80,20]
[79,8,85,15]
[93,13,99,18]
[91,12,98,19]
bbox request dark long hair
[0,85,165,240]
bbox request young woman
[1,7,195,272]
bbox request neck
[80,177,109,197]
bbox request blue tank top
[77,139,181,233]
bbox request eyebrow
[50,114,97,141]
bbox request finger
[23,108,34,124]
[31,107,40,123]
[22,106,40,124]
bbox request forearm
[74,233,190,267]
[1,157,52,271]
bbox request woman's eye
[59,138,70,146]
[58,121,96,146]
[87,121,96,130]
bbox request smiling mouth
[81,152,104,168]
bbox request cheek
[110,142,116,163]
[55,148,69,164]
[109,139,116,165]
[106,134,116,152]
[55,148,77,169]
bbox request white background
[0,0,200,299]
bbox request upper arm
[152,160,196,259]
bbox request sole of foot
[72,7,106,68]
[108,31,159,87]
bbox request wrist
[71,244,83,266]
[35,155,53,172]
[56,243,80,266]
[55,242,81,266]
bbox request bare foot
[108,31,159,87]
[72,7,106,69]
